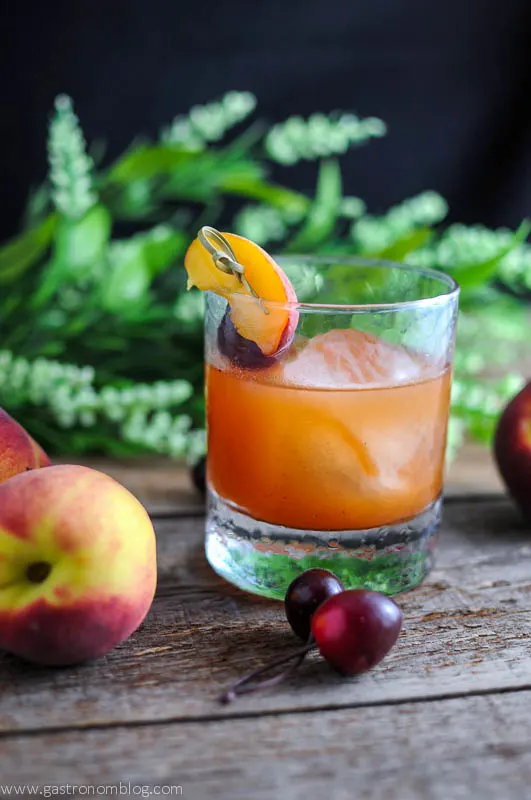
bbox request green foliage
[266,112,387,164]
[0,214,57,285]
[352,191,449,254]
[0,350,193,457]
[0,91,529,461]
[161,91,257,149]
[285,159,343,252]
[411,220,531,290]
[48,95,97,219]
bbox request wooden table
[1,444,531,799]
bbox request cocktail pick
[198,226,261,302]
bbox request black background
[1,0,531,240]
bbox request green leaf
[31,205,112,308]
[101,242,151,313]
[53,204,112,270]
[285,159,342,252]
[36,341,67,357]
[219,176,309,216]
[162,153,265,203]
[23,183,51,229]
[101,180,157,220]
[445,219,531,289]
[141,227,187,277]
[106,145,195,183]
[0,214,57,285]
[370,227,433,260]
[98,227,187,307]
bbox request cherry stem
[219,638,316,705]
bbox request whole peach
[0,465,157,665]
[0,408,50,484]
[494,382,531,520]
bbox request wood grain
[1,498,529,737]
[2,692,531,799]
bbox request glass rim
[211,255,460,314]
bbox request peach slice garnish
[184,229,298,357]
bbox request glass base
[205,488,442,600]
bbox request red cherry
[311,590,403,675]
[285,569,344,641]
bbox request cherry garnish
[219,574,403,704]
[285,569,344,641]
[311,590,403,675]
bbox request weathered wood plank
[0,499,529,735]
[57,441,504,515]
[2,691,531,799]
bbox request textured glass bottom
[205,488,442,600]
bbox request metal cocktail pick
[198,226,261,301]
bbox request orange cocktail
[207,334,451,531]
[185,228,459,599]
